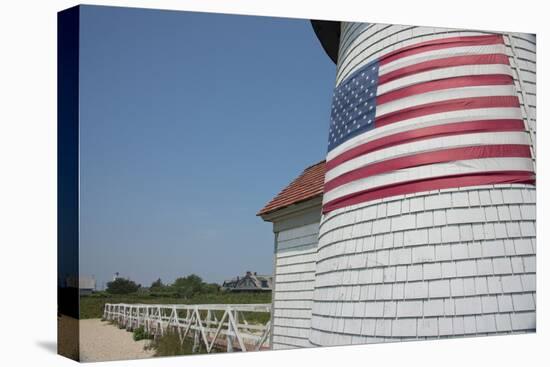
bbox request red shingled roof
[257,160,326,216]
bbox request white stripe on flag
[325,131,530,182]
[375,85,517,117]
[377,64,514,95]
[378,44,507,75]
[326,107,522,161]
[323,157,534,204]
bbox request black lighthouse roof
[310,20,341,64]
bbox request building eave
[259,195,323,223]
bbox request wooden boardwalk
[103,303,272,353]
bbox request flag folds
[323,35,535,213]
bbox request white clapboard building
[65,275,96,295]
[260,21,536,349]
[258,161,324,349]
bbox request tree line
[106,274,220,298]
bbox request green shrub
[133,326,152,341]
[80,291,271,319]
[106,278,140,294]
[145,331,209,356]
[151,332,186,356]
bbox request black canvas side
[57,5,80,361]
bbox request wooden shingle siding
[270,205,321,350]
[308,23,536,347]
[310,187,536,345]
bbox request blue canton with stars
[327,60,380,152]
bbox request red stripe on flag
[376,96,520,127]
[379,35,505,66]
[322,171,535,213]
[324,144,531,192]
[378,54,510,85]
[325,119,525,171]
[377,74,514,105]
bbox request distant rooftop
[257,160,326,216]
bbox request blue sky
[79,5,335,288]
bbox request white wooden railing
[103,303,271,353]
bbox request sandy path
[79,319,155,362]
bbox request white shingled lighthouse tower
[260,21,536,350]
[308,21,536,346]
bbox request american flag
[323,34,535,213]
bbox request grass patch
[146,332,208,356]
[80,292,272,321]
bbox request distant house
[222,271,273,292]
[66,275,96,296]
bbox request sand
[79,319,155,362]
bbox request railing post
[192,328,199,353]
[206,310,212,339]
[226,306,234,352]
[157,306,163,336]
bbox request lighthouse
[308,21,536,346]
